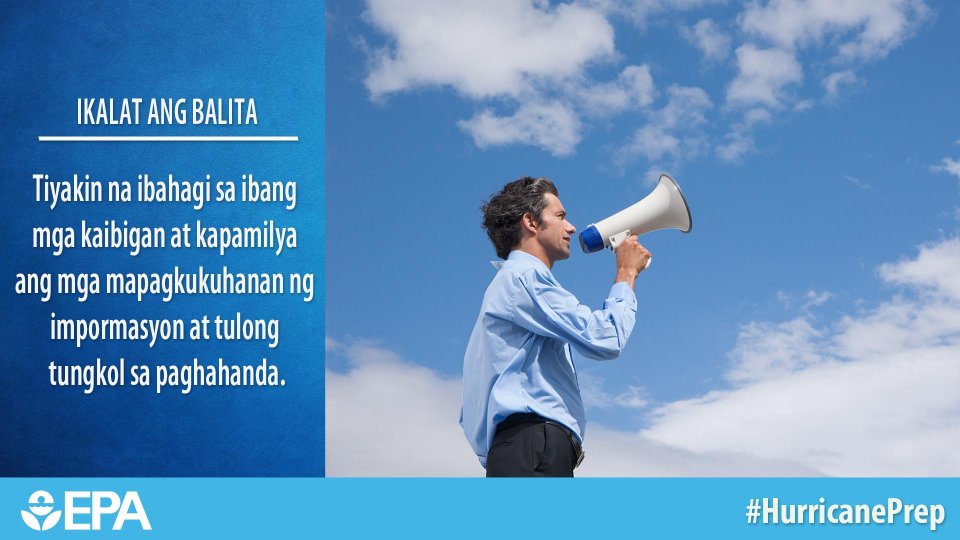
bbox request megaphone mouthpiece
[579,174,692,253]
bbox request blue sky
[325,0,960,476]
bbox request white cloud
[579,423,821,475]
[579,371,650,409]
[588,0,728,29]
[778,288,834,311]
[364,0,615,99]
[878,238,960,300]
[457,101,582,157]
[932,157,960,179]
[326,340,816,476]
[573,65,656,117]
[793,99,815,112]
[643,237,960,475]
[625,126,680,164]
[722,2,927,161]
[739,0,931,62]
[715,130,754,163]
[683,18,732,62]
[719,45,800,160]
[325,336,344,352]
[362,0,673,156]
[803,289,834,308]
[643,344,960,475]
[727,45,803,108]
[358,0,929,162]
[329,238,960,476]
[725,317,829,384]
[843,174,870,189]
[822,70,860,101]
[657,86,713,127]
[326,340,480,476]
[715,107,771,163]
[619,85,712,164]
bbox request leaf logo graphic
[22,509,62,530]
[22,490,62,531]
[42,510,62,530]
[21,510,41,531]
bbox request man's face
[535,193,577,265]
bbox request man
[460,176,651,477]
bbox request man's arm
[614,234,651,290]
[508,235,651,359]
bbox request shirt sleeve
[508,269,638,360]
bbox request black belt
[497,413,585,468]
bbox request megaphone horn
[579,173,692,254]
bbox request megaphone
[579,173,692,254]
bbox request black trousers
[486,413,582,477]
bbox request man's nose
[566,221,576,234]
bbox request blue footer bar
[0,478,954,538]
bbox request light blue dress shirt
[460,250,638,468]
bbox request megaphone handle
[610,230,652,270]
[608,230,630,249]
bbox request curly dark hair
[481,176,559,259]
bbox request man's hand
[614,235,651,289]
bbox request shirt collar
[489,250,550,273]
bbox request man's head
[482,176,576,267]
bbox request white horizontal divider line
[38,136,299,142]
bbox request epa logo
[21,491,61,531]
[21,490,152,531]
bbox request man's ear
[520,212,539,234]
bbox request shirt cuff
[608,281,638,309]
